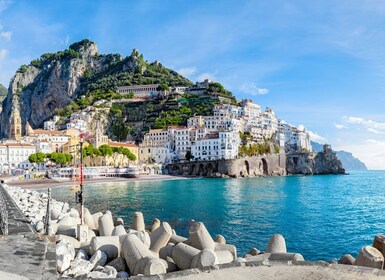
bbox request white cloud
[240,82,269,96]
[176,67,197,79]
[366,139,385,145]
[0,48,8,60]
[367,128,384,134]
[344,116,385,132]
[0,31,11,41]
[308,130,327,144]
[197,72,216,82]
[334,123,347,129]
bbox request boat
[69,173,81,190]
[69,184,80,191]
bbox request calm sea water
[45,171,385,261]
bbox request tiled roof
[107,141,138,148]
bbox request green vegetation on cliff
[107,93,222,140]
[3,39,238,142]
[0,83,7,96]
[81,48,192,95]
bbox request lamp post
[75,137,84,225]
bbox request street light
[72,137,84,225]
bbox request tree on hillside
[111,146,124,167]
[47,152,72,167]
[98,144,113,165]
[28,152,46,170]
[121,147,136,166]
[185,150,193,161]
[157,83,170,91]
[28,152,45,165]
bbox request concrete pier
[0,184,56,280]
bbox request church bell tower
[9,110,22,141]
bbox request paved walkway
[0,184,34,235]
[0,184,56,280]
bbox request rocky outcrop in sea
[286,145,345,175]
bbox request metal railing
[0,188,8,235]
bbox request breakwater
[4,184,306,278]
[2,173,382,278]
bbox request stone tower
[9,109,22,141]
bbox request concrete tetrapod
[112,225,127,236]
[150,222,173,253]
[133,257,167,276]
[90,236,121,261]
[354,246,384,269]
[215,249,234,264]
[172,242,200,270]
[214,243,237,260]
[98,213,115,236]
[131,212,145,231]
[83,208,95,229]
[373,234,385,256]
[191,248,218,269]
[186,222,215,250]
[150,218,161,232]
[129,229,151,248]
[338,254,355,265]
[170,234,187,244]
[268,253,304,262]
[115,217,124,227]
[266,234,287,253]
[159,244,175,260]
[215,234,226,244]
[92,212,103,229]
[121,234,166,276]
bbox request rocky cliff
[311,141,367,171]
[0,39,191,138]
[286,145,345,175]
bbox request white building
[260,108,278,139]
[0,143,36,173]
[117,84,160,98]
[139,146,169,164]
[239,99,261,119]
[213,104,243,119]
[191,132,220,161]
[44,120,56,131]
[36,139,53,154]
[188,116,243,133]
[191,130,240,161]
[66,119,88,131]
[172,127,191,160]
[277,121,312,152]
[26,129,70,152]
[43,116,61,131]
[139,128,173,163]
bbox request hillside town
[0,80,311,176]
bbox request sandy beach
[4,174,188,190]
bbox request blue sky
[1,0,385,169]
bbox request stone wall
[167,153,287,178]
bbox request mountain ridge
[0,39,236,141]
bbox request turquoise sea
[47,171,385,261]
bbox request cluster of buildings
[1,109,140,174]
[139,99,312,164]
[1,81,312,174]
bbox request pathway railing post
[45,188,52,235]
